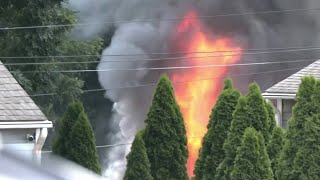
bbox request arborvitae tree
[194,79,240,180]
[276,76,318,179]
[231,128,273,180]
[124,129,153,180]
[266,101,276,134]
[67,112,101,174]
[215,96,249,180]
[53,101,84,155]
[291,114,320,179]
[53,101,101,174]
[267,127,285,179]
[143,75,188,180]
[246,83,271,143]
[215,83,271,180]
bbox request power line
[1,7,320,30]
[31,136,205,153]
[0,66,301,98]
[2,45,320,61]
[5,57,316,74]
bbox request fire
[170,11,242,177]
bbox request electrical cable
[0,66,303,98]
[2,45,320,61]
[1,7,320,30]
[4,57,317,74]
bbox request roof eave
[0,121,53,129]
[262,92,296,99]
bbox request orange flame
[171,11,242,177]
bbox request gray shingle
[0,61,48,121]
[265,60,320,95]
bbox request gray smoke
[69,0,320,179]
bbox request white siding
[0,129,36,161]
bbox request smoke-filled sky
[68,0,320,179]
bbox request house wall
[282,99,296,128]
[1,129,36,161]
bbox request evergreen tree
[124,129,153,180]
[215,83,271,180]
[276,76,319,179]
[291,114,320,179]
[53,101,101,174]
[231,128,273,180]
[53,101,84,155]
[144,75,188,180]
[267,127,285,178]
[246,83,271,143]
[215,96,249,180]
[194,79,240,180]
[266,101,276,134]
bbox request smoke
[68,0,320,179]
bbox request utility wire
[0,66,302,98]
[4,57,317,74]
[2,45,320,61]
[34,136,205,153]
[1,7,320,30]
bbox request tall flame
[170,11,242,177]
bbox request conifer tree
[276,76,319,179]
[53,101,101,174]
[215,96,249,180]
[53,101,84,155]
[231,128,273,180]
[144,75,188,180]
[194,79,240,180]
[290,114,320,179]
[246,83,271,143]
[267,127,285,179]
[67,112,101,174]
[124,129,153,180]
[266,101,276,134]
[215,83,271,179]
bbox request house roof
[0,62,52,129]
[262,60,320,99]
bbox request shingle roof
[0,62,49,122]
[263,60,320,98]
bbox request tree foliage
[276,76,320,179]
[0,0,103,121]
[231,128,273,180]
[124,129,153,180]
[194,79,240,180]
[290,114,320,179]
[266,100,276,135]
[52,101,101,174]
[267,127,285,178]
[143,75,188,180]
[246,83,271,143]
[0,0,104,150]
[215,83,272,180]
